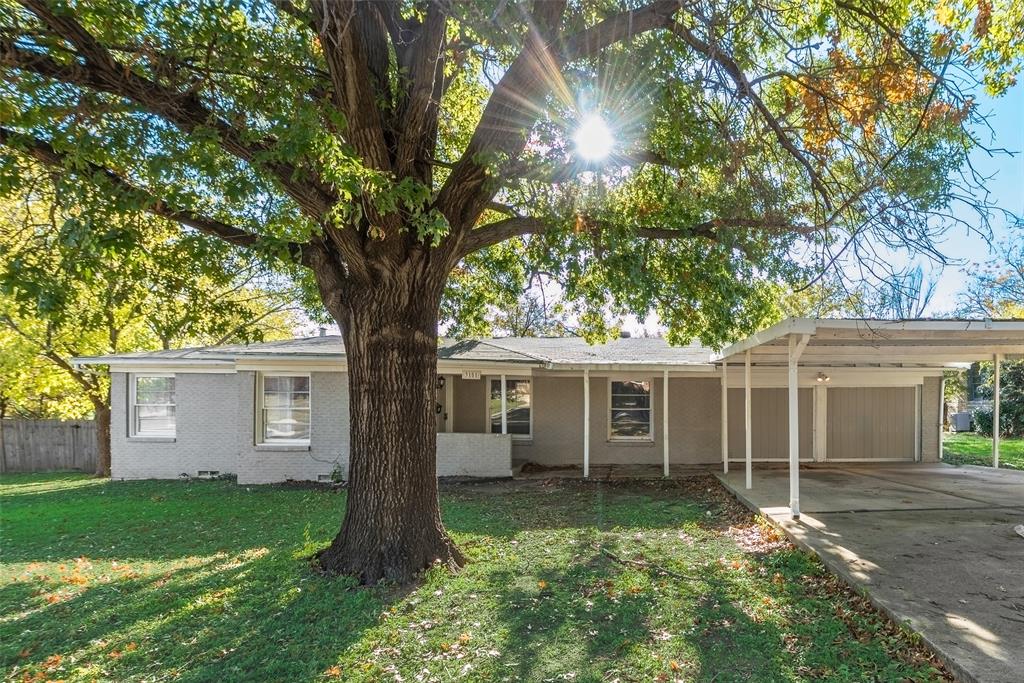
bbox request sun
[572,114,614,162]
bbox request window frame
[256,372,312,446]
[129,372,177,439]
[607,377,654,442]
[485,375,533,440]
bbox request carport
[715,318,1024,518]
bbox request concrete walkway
[718,464,1024,683]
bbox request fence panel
[0,419,97,473]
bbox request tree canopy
[3,0,1019,344]
[3,0,1021,582]
[0,170,302,473]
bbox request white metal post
[445,375,454,433]
[745,350,752,490]
[721,361,729,473]
[788,335,807,519]
[994,354,1001,468]
[583,369,590,478]
[662,369,670,478]
[500,373,507,435]
[939,376,946,462]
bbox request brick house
[75,318,1023,506]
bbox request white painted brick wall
[111,370,512,483]
[436,433,512,477]
[236,371,350,485]
[111,372,240,480]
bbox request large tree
[960,227,1024,318]
[0,174,303,475]
[2,0,1019,582]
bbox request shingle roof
[75,335,714,366]
[475,337,714,365]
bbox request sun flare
[573,114,614,161]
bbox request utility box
[951,412,973,433]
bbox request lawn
[943,432,1024,469]
[1,473,948,682]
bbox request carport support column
[745,350,752,490]
[583,369,590,479]
[721,361,728,474]
[500,374,507,434]
[994,353,1001,468]
[663,369,670,478]
[788,335,809,519]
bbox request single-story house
[75,318,1024,515]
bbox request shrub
[973,360,1024,438]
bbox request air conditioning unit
[950,413,972,433]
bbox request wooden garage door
[827,387,916,461]
[727,388,813,461]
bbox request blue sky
[923,81,1023,313]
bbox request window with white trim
[488,377,532,437]
[609,379,652,439]
[258,374,311,443]
[130,374,176,437]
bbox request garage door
[827,387,916,461]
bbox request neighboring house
[74,318,1024,488]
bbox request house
[75,318,1024,512]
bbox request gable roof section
[74,334,714,369]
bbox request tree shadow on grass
[479,540,798,683]
[2,547,394,683]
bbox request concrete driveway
[717,464,1024,683]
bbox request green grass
[1,473,948,682]
[943,432,1024,469]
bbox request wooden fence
[0,419,98,473]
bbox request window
[131,374,176,437]
[259,374,311,443]
[489,377,531,437]
[609,379,651,439]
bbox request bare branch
[669,22,833,209]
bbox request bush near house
[972,361,1024,438]
[0,474,949,682]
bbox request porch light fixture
[815,372,831,383]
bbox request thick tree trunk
[316,268,464,584]
[94,398,111,477]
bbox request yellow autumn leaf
[935,2,956,28]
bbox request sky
[919,81,1024,314]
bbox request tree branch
[10,1,336,217]
[436,0,683,231]
[668,22,833,210]
[458,214,810,256]
[1,127,307,263]
[311,0,392,171]
[505,148,679,183]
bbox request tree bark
[94,398,111,477]
[315,263,464,584]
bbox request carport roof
[718,317,1024,366]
